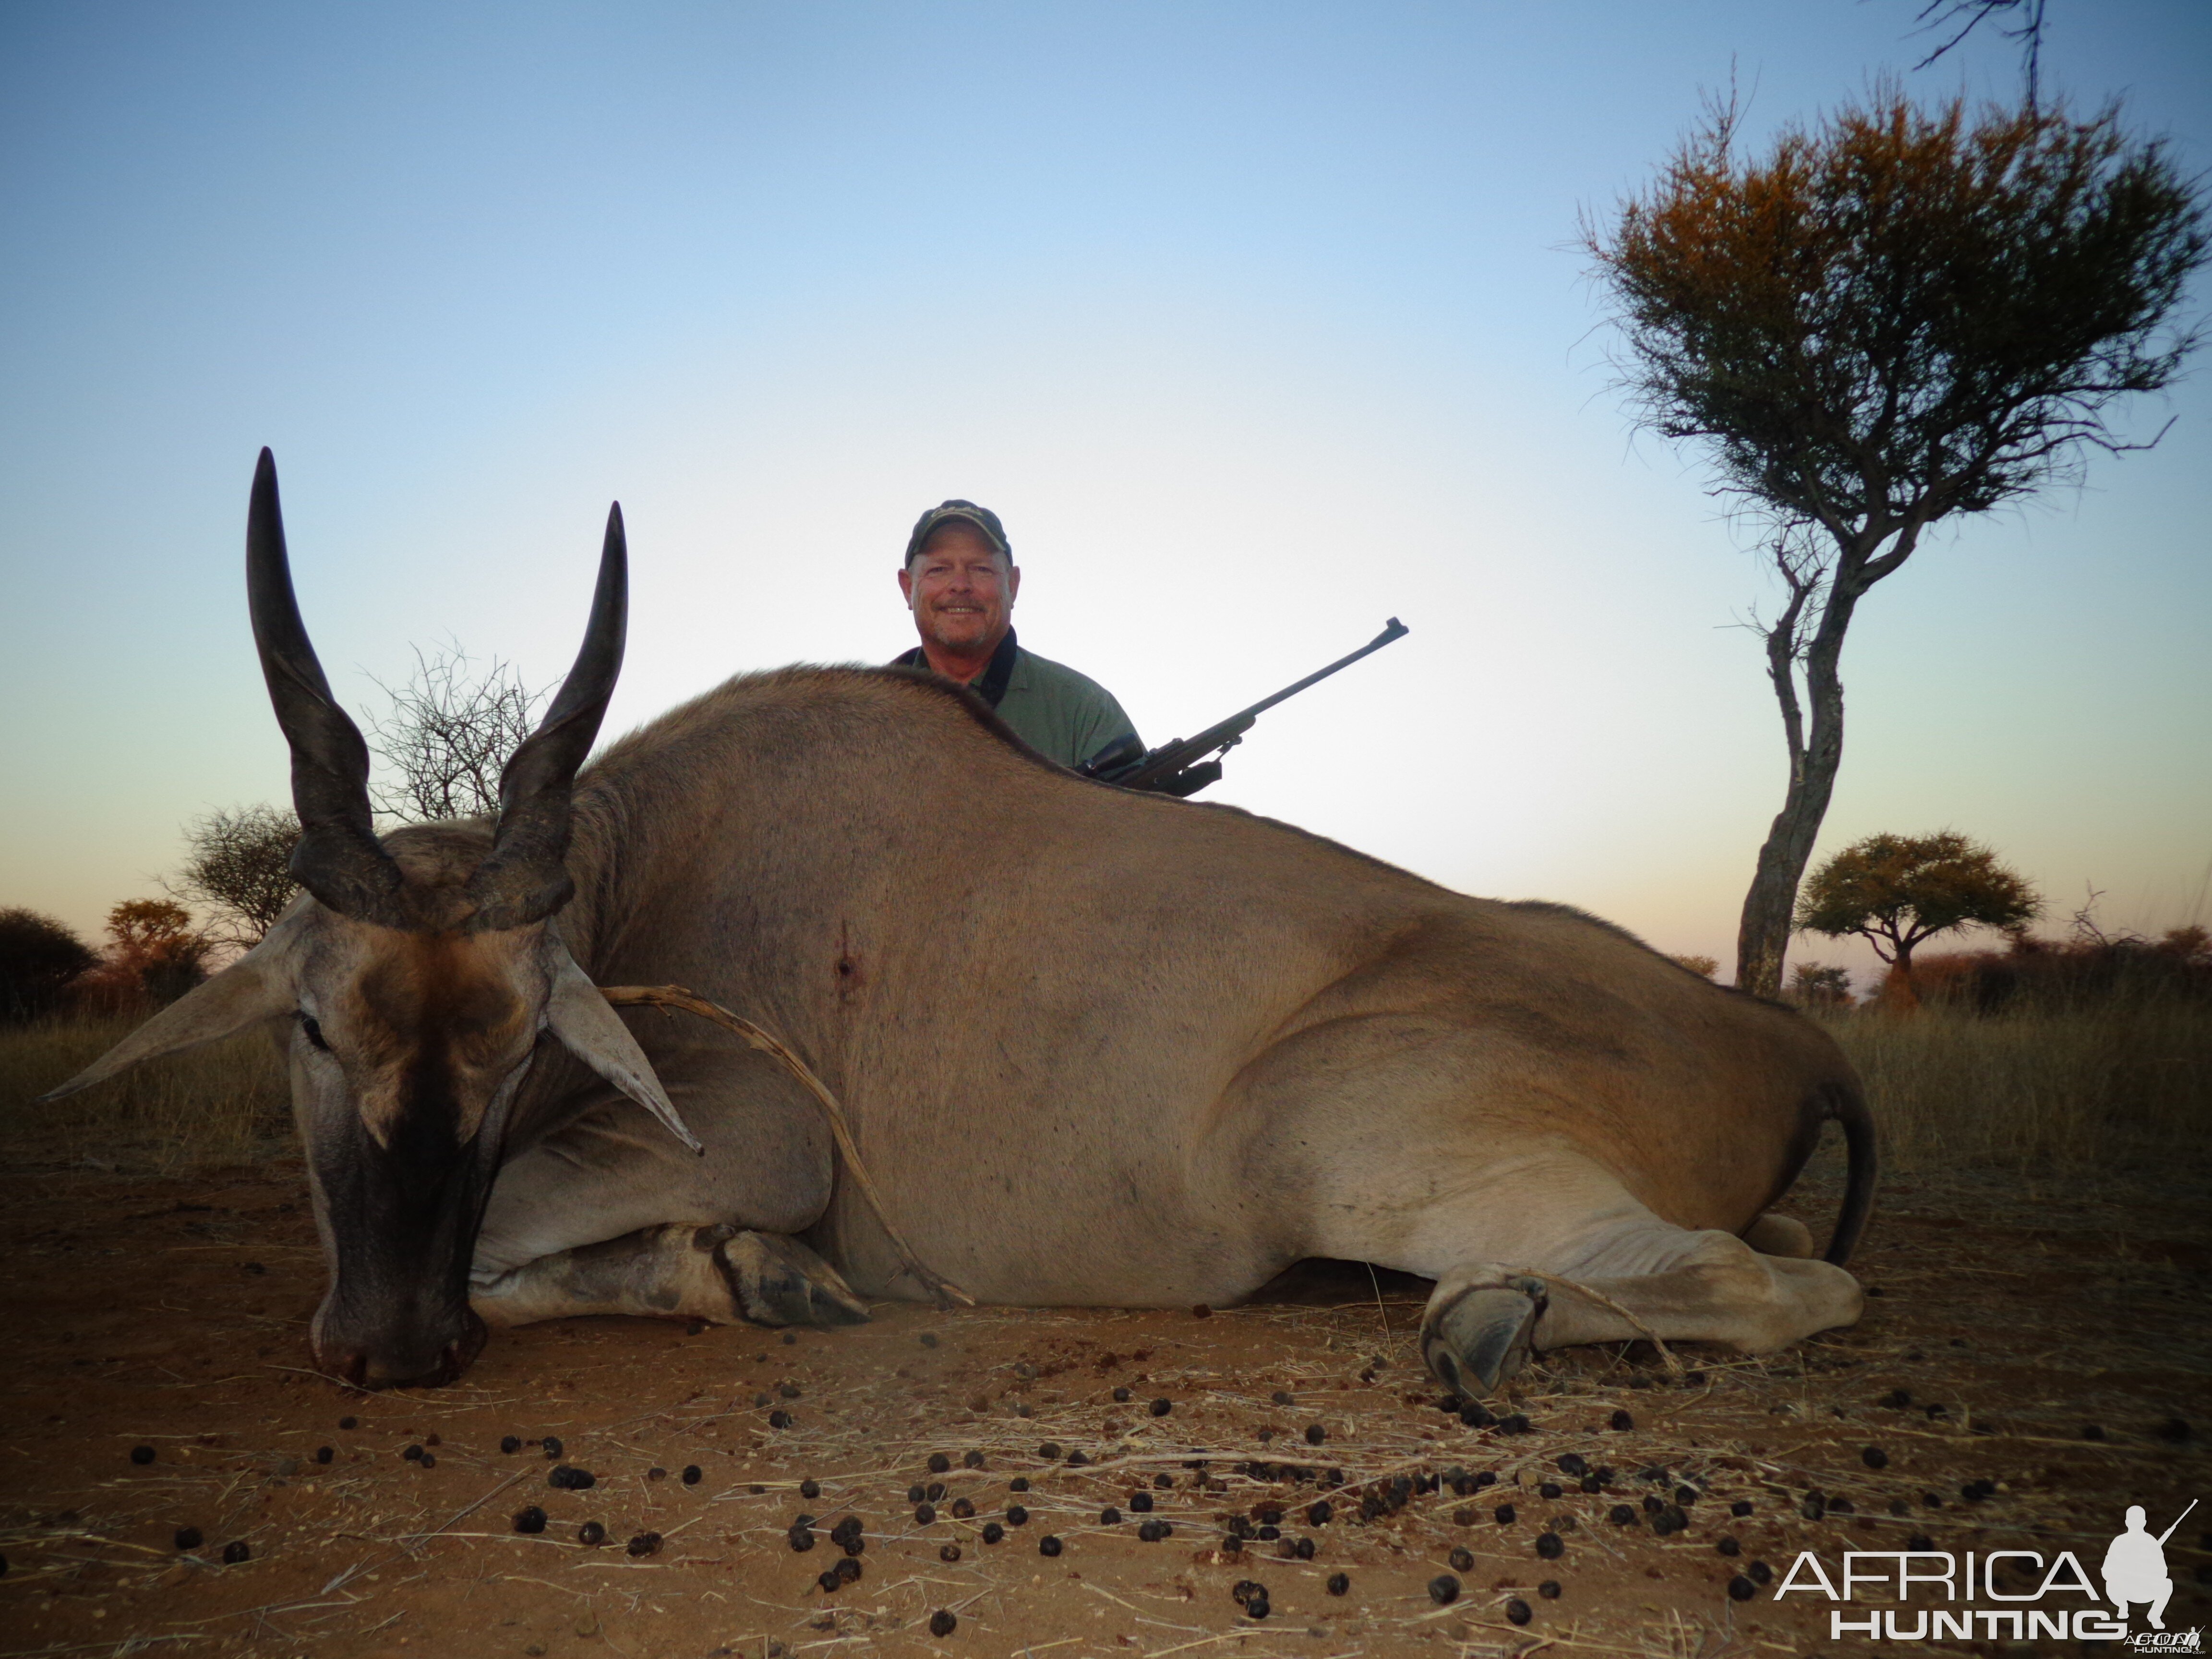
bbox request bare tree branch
[361,644,552,824]
[1911,0,2048,108]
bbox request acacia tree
[167,804,301,949]
[1796,831,2040,994]
[1586,89,2205,995]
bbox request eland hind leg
[1417,1205,1863,1396]
[1282,1126,1861,1396]
[1238,1005,1862,1396]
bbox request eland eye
[298,1013,331,1052]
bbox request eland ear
[544,950,703,1154]
[40,920,302,1102]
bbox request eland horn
[465,503,629,931]
[247,448,409,926]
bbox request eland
[52,452,1875,1394]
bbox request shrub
[71,900,210,1015]
[0,908,98,1024]
[1906,928,2211,1014]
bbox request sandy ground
[1,1147,2207,1659]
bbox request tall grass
[0,1014,290,1174]
[1819,996,2212,1174]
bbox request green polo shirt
[891,628,1139,770]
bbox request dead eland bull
[53,452,1875,1394]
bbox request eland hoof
[715,1231,870,1328]
[1421,1274,1547,1397]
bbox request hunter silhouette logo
[2106,1500,2194,1633]
[1773,1498,2201,1644]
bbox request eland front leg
[467,1059,858,1331]
[470,1222,868,1330]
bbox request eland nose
[318,1310,487,1391]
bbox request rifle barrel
[1118,616,1407,790]
[1233,616,1409,725]
[2157,1497,2198,1545]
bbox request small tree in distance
[167,805,301,950]
[1796,832,2040,1001]
[1585,88,2206,996]
[1788,961,1856,1010]
[74,899,211,1012]
[1670,953,1721,980]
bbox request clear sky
[3,0,2207,989]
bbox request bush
[0,909,98,1024]
[1905,928,2210,1014]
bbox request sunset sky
[3,1,2206,989]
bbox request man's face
[898,523,1019,659]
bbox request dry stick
[1537,1272,1686,1380]
[600,984,974,1310]
[395,1468,529,1551]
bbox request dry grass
[0,1013,289,1173]
[1818,994,2212,1175]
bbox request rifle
[2156,1498,2199,1546]
[1076,617,1409,796]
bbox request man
[891,499,1141,771]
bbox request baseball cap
[903,500,1011,566]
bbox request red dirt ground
[1,1149,2206,1659]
